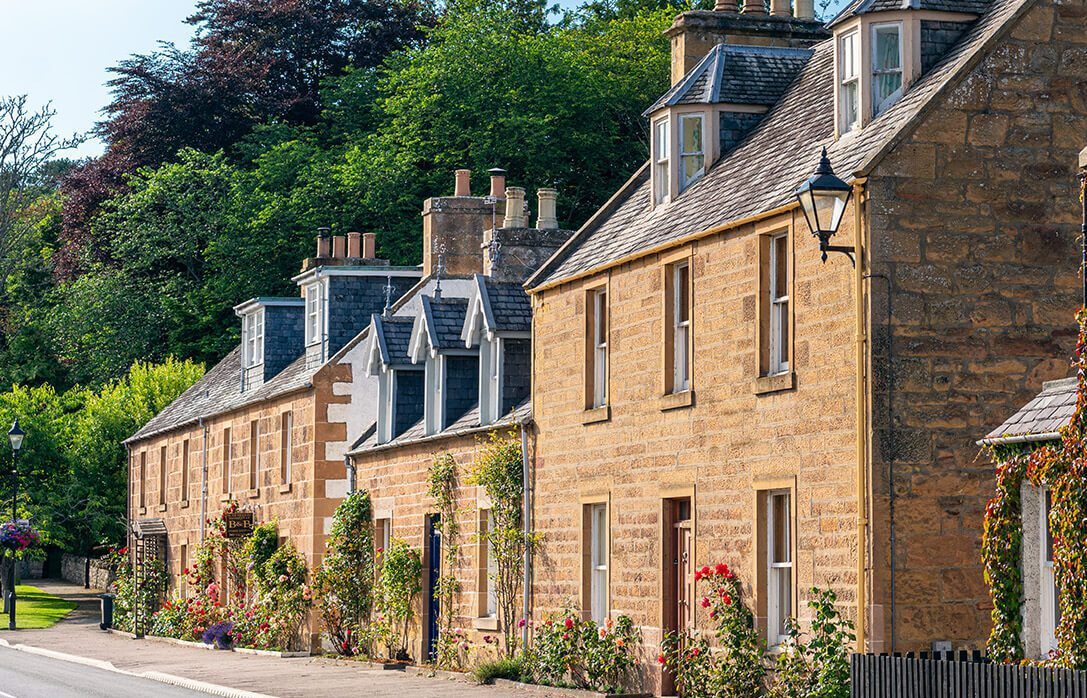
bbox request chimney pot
[742,0,766,14]
[454,169,472,197]
[332,235,346,259]
[488,168,507,200]
[770,0,790,15]
[536,188,559,230]
[503,187,527,228]
[714,0,738,11]
[362,232,377,259]
[347,231,362,258]
[794,0,814,19]
[316,227,332,258]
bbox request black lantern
[7,420,24,453]
[795,147,854,264]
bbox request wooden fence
[851,652,1087,697]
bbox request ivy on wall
[983,312,1087,666]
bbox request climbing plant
[468,429,537,658]
[315,491,375,656]
[983,311,1087,667]
[427,452,463,669]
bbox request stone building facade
[525,0,1085,690]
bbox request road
[0,645,207,698]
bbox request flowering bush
[0,521,39,552]
[375,539,422,660]
[523,610,641,693]
[315,492,374,657]
[202,621,235,649]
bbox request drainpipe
[520,424,532,649]
[199,418,209,544]
[345,454,356,495]
[853,179,869,653]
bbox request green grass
[8,585,77,629]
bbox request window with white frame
[304,282,323,347]
[769,234,790,375]
[592,289,608,408]
[378,371,396,444]
[588,503,608,624]
[672,261,691,393]
[481,338,502,424]
[767,490,793,648]
[280,411,293,484]
[679,115,705,192]
[1041,489,1059,655]
[376,518,391,555]
[654,119,670,205]
[242,310,264,368]
[839,30,860,133]
[485,509,497,618]
[872,23,904,117]
[222,427,232,494]
[425,356,445,435]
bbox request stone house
[123,231,421,639]
[345,171,570,662]
[523,0,1085,689]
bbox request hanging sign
[223,511,255,539]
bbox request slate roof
[349,399,532,456]
[483,279,532,333]
[374,315,416,365]
[425,297,471,350]
[645,44,813,115]
[528,0,1031,290]
[125,346,314,444]
[830,0,991,26]
[980,377,1078,446]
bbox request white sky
[0,1,840,159]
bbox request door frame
[424,513,442,662]
[660,488,695,696]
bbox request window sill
[180,500,190,509]
[659,389,694,412]
[474,616,500,631]
[156,504,167,512]
[582,405,610,425]
[247,489,261,500]
[279,483,293,495]
[754,371,795,396]
[219,494,233,504]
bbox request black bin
[99,593,115,630]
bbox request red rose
[700,597,710,608]
[722,594,732,606]
[564,617,574,629]
[700,566,711,577]
[694,570,702,582]
[657,654,666,665]
[562,633,569,640]
[715,563,729,577]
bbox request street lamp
[795,147,854,264]
[7,418,24,630]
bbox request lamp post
[7,418,24,631]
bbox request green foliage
[375,538,422,660]
[469,430,535,657]
[523,610,641,693]
[246,522,279,584]
[427,452,463,668]
[472,655,527,684]
[315,491,375,656]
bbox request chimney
[347,231,362,258]
[362,232,377,259]
[332,235,346,259]
[714,0,737,11]
[770,0,790,16]
[794,0,814,19]
[536,189,559,230]
[489,168,507,200]
[741,0,765,14]
[455,169,472,197]
[503,187,526,228]
[421,169,491,277]
[316,227,332,258]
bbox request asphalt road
[0,645,207,698]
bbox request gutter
[852,179,869,653]
[346,410,532,458]
[977,432,1061,447]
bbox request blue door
[425,514,441,662]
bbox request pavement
[0,580,532,698]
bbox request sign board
[223,511,255,539]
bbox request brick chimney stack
[503,187,527,228]
[420,169,492,277]
[347,231,362,258]
[741,0,765,14]
[489,168,507,200]
[316,227,332,258]
[536,189,559,230]
[362,232,377,259]
[455,168,472,197]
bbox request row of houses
[125,0,1087,692]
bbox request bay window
[304,282,323,347]
[872,23,904,116]
[678,115,705,192]
[839,30,860,133]
[243,309,264,368]
[654,119,670,205]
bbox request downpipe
[521,424,532,650]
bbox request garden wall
[60,553,111,589]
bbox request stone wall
[60,554,112,590]
[865,0,1086,651]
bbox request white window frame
[249,420,260,491]
[480,337,502,425]
[654,118,670,205]
[589,502,608,624]
[871,22,904,117]
[839,30,860,134]
[378,370,396,444]
[767,490,793,649]
[243,309,264,368]
[1041,489,1058,656]
[281,411,293,484]
[304,282,323,347]
[769,234,790,376]
[678,114,705,192]
[672,261,690,394]
[425,355,446,436]
[592,289,608,408]
[222,428,232,494]
[485,509,498,618]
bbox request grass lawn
[10,585,76,629]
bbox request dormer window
[839,30,860,134]
[304,282,323,347]
[425,355,445,435]
[872,23,903,117]
[654,118,670,205]
[242,309,264,368]
[678,115,705,192]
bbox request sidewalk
[0,579,528,698]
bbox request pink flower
[700,597,710,608]
[517,618,527,628]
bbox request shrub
[315,491,375,657]
[202,621,235,649]
[473,655,526,684]
[523,610,641,693]
[376,539,422,660]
